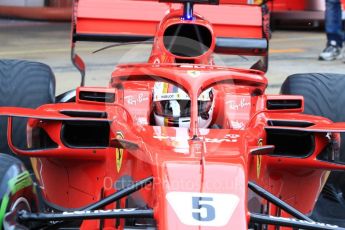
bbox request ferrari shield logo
[248,0,263,4]
[256,139,263,179]
[115,132,124,173]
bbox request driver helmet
[153,82,214,128]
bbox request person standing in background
[319,0,345,61]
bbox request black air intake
[266,129,314,158]
[266,99,302,110]
[163,23,212,57]
[60,110,107,118]
[79,91,115,103]
[61,121,110,148]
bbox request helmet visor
[154,100,212,118]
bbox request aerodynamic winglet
[250,145,275,155]
[265,122,345,133]
[0,107,112,122]
[110,138,139,150]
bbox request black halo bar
[248,181,313,222]
[18,209,153,222]
[84,176,153,211]
[250,213,345,230]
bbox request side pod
[265,123,345,170]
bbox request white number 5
[192,196,216,221]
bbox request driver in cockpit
[152,82,215,128]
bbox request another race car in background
[270,0,345,27]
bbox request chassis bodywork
[2,0,345,229]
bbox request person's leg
[319,0,343,60]
[325,0,343,46]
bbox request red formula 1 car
[1,0,345,229]
[269,0,345,27]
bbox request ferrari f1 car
[1,0,345,229]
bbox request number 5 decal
[192,197,215,221]
[166,192,240,226]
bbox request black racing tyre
[0,60,55,168]
[0,154,37,230]
[281,73,345,226]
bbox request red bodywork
[269,0,345,24]
[3,0,345,229]
[270,0,345,11]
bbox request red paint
[271,0,345,11]
[2,1,345,229]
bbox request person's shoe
[319,40,342,61]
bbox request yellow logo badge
[187,70,201,78]
[256,139,263,179]
[115,132,124,173]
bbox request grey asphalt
[1,20,344,95]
